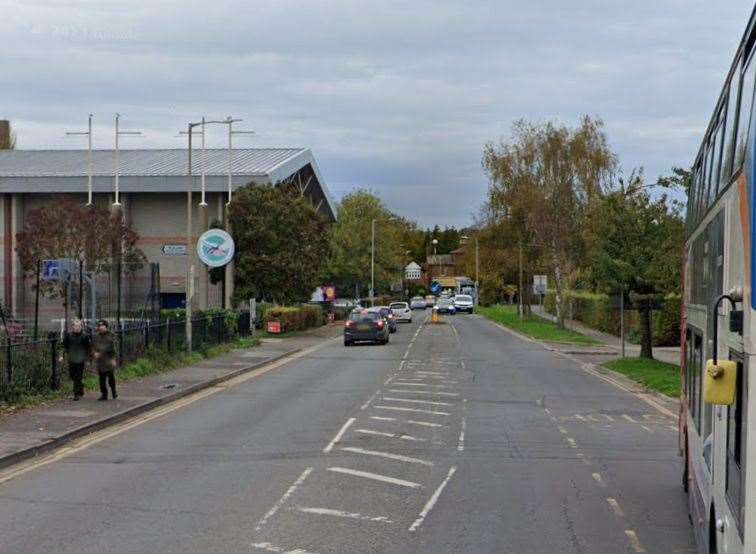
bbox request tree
[0,121,16,150]
[657,166,692,196]
[483,116,617,325]
[15,199,145,290]
[229,184,329,305]
[585,172,684,358]
[326,190,404,299]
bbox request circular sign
[197,229,235,267]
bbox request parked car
[344,310,389,346]
[435,297,456,314]
[453,294,474,313]
[371,306,398,333]
[410,296,427,310]
[425,295,436,307]
[389,302,412,323]
[333,298,357,309]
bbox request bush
[544,290,680,346]
[264,304,324,333]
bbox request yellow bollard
[431,309,440,324]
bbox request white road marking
[558,426,568,434]
[574,414,586,421]
[640,425,654,433]
[323,417,356,453]
[414,371,449,376]
[402,351,409,359]
[341,446,434,466]
[356,428,426,442]
[293,506,393,524]
[625,530,646,553]
[408,466,457,532]
[369,415,445,428]
[383,376,394,386]
[623,414,638,423]
[592,473,605,486]
[251,541,320,554]
[392,381,455,389]
[607,497,624,517]
[374,405,451,416]
[388,389,459,397]
[254,467,313,531]
[328,466,422,488]
[360,390,381,411]
[382,397,453,407]
[458,417,466,452]
[567,438,577,448]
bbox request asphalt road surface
[0,313,695,553]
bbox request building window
[726,356,747,535]
[686,329,703,434]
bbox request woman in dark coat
[60,319,91,401]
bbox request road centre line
[341,446,434,466]
[607,497,625,517]
[356,428,426,442]
[293,506,393,524]
[374,405,451,416]
[369,416,445,428]
[251,542,320,554]
[328,466,422,488]
[254,467,313,531]
[360,390,381,411]
[624,530,647,553]
[382,397,454,407]
[388,389,459,397]
[323,417,355,453]
[408,466,458,532]
[458,417,466,452]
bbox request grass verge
[602,357,680,398]
[476,304,599,345]
[1,335,260,414]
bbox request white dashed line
[374,405,451,416]
[356,428,427,442]
[251,541,320,554]
[592,473,605,487]
[369,416,445,428]
[567,438,577,448]
[341,446,434,466]
[622,414,638,423]
[408,466,457,531]
[382,397,454,407]
[388,389,460,397]
[624,530,646,552]
[254,467,313,531]
[360,390,381,411]
[327,466,422,488]
[293,506,393,524]
[323,418,356,453]
[458,417,466,452]
[607,497,625,517]
[391,382,455,389]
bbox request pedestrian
[92,319,118,401]
[60,319,91,401]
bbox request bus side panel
[688,464,709,553]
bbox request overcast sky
[1,0,754,227]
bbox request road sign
[41,259,76,282]
[267,321,282,334]
[197,229,235,268]
[430,281,442,294]
[162,244,187,256]
[533,275,547,295]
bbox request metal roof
[0,148,336,220]
[0,148,305,177]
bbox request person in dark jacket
[92,319,118,401]
[60,319,91,401]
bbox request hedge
[544,290,681,347]
[263,304,324,333]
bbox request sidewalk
[531,305,681,366]
[0,323,341,470]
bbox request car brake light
[389,314,395,319]
[377,320,385,328]
[345,320,354,328]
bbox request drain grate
[161,383,180,390]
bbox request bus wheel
[709,505,718,554]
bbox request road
[0,313,695,553]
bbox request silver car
[453,294,474,313]
[389,302,412,322]
[410,296,426,310]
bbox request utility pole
[113,114,142,206]
[518,238,524,318]
[65,114,94,205]
[371,219,376,307]
[475,237,479,305]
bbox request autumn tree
[229,184,330,305]
[483,116,616,325]
[15,199,145,296]
[325,190,404,299]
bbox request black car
[344,310,390,346]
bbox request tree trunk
[518,238,524,317]
[553,262,564,329]
[639,301,653,359]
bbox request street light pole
[65,114,94,205]
[186,122,194,353]
[371,219,376,307]
[113,114,142,207]
[475,237,479,305]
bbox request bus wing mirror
[704,359,737,405]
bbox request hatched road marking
[255,467,313,532]
[408,466,457,532]
[341,446,434,466]
[323,417,355,453]
[368,415,445,428]
[327,466,423,489]
[293,506,393,524]
[374,405,451,416]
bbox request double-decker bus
[683,7,756,553]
